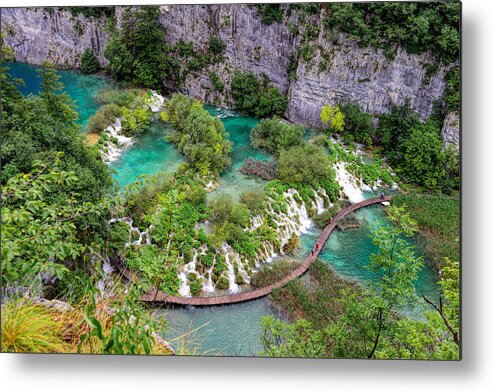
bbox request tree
[329,205,424,358]
[276,144,335,187]
[250,117,304,155]
[1,156,115,291]
[400,122,445,189]
[320,102,345,132]
[80,48,101,74]
[104,6,165,88]
[37,61,78,123]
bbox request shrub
[231,70,288,117]
[209,72,224,92]
[251,117,304,155]
[251,260,299,288]
[80,48,100,74]
[87,103,122,133]
[277,144,335,187]
[240,190,266,214]
[256,4,283,25]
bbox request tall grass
[251,260,300,288]
[1,300,69,353]
[393,193,460,271]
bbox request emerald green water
[12,62,440,356]
[4,61,114,129]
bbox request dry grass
[85,133,101,146]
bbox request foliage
[80,48,100,74]
[231,70,288,117]
[165,94,232,176]
[209,72,224,92]
[444,67,460,112]
[324,2,460,64]
[320,102,345,133]
[208,194,249,228]
[392,194,459,271]
[239,190,266,214]
[104,6,165,88]
[339,103,375,146]
[251,260,299,289]
[63,6,115,19]
[1,62,114,201]
[259,316,331,358]
[250,117,304,155]
[256,4,283,25]
[276,144,335,188]
[400,122,446,189]
[1,156,116,289]
[329,205,423,358]
[87,103,122,133]
[1,300,69,353]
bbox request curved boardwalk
[122,195,391,306]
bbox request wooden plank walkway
[115,196,392,306]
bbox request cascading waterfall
[221,244,240,294]
[108,217,151,246]
[101,118,134,163]
[334,162,371,204]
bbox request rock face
[1,7,108,68]
[2,5,455,134]
[441,111,460,148]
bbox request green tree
[1,156,115,290]
[250,117,304,155]
[276,144,335,187]
[400,122,445,189]
[320,103,345,132]
[329,205,424,358]
[80,48,101,74]
[104,6,165,88]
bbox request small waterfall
[108,217,151,247]
[203,254,216,293]
[312,190,326,215]
[178,272,191,297]
[100,118,133,163]
[147,91,165,113]
[221,244,240,294]
[334,162,366,203]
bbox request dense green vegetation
[164,93,232,177]
[104,6,165,88]
[250,117,304,155]
[276,144,336,189]
[231,70,288,118]
[324,2,460,64]
[261,207,460,359]
[339,103,375,146]
[80,48,100,74]
[255,4,283,25]
[393,193,459,271]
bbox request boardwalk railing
[114,196,392,306]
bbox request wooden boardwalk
[116,196,391,306]
[120,196,392,306]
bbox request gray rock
[2,5,455,137]
[1,7,108,68]
[441,111,460,149]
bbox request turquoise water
[110,119,185,188]
[11,62,440,356]
[4,61,113,129]
[205,106,271,200]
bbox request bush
[283,233,300,255]
[339,103,375,146]
[256,4,283,25]
[251,260,299,288]
[208,35,226,56]
[444,67,460,112]
[240,190,266,214]
[231,70,288,118]
[251,117,304,155]
[87,104,122,133]
[209,72,224,92]
[277,144,335,187]
[80,48,100,74]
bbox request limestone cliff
[1,5,459,146]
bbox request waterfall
[221,244,240,294]
[178,271,191,297]
[147,91,165,113]
[203,255,216,293]
[334,162,367,203]
[100,118,133,163]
